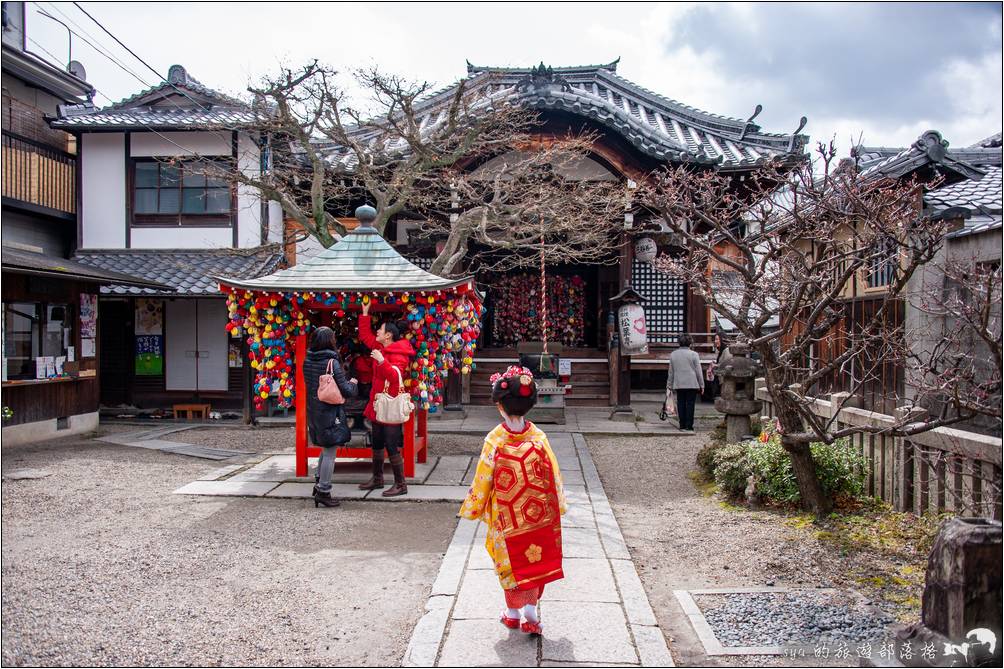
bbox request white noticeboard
[558,359,571,376]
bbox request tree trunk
[782,437,833,516]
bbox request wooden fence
[2,130,76,214]
[755,379,1003,519]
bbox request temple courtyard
[3,413,913,667]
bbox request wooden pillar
[295,332,308,477]
[615,232,632,409]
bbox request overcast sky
[23,1,1003,154]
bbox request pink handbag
[317,359,345,405]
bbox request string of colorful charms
[490,273,586,348]
[224,287,482,412]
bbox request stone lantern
[713,342,763,444]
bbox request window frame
[2,300,75,381]
[130,157,234,227]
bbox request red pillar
[295,332,308,477]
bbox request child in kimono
[459,365,567,635]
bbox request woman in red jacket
[357,301,415,497]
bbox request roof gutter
[1,44,94,102]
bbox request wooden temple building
[337,61,810,409]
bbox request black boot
[313,490,341,508]
[381,454,408,497]
[358,449,386,490]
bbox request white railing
[755,379,1003,519]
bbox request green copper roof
[216,226,473,293]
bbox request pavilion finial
[355,205,377,228]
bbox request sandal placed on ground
[520,620,542,635]
[500,612,520,629]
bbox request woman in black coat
[303,327,358,508]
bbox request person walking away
[358,301,415,497]
[667,334,704,431]
[303,326,358,508]
[459,365,567,635]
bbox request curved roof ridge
[466,59,620,74]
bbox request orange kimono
[459,422,567,591]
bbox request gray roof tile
[321,61,808,170]
[217,227,473,293]
[73,245,284,295]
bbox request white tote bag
[373,365,414,425]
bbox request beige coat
[667,346,705,391]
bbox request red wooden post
[417,409,428,463]
[295,332,309,477]
[403,412,415,478]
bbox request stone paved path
[403,433,674,667]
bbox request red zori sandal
[500,612,520,629]
[520,620,542,635]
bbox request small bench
[173,403,211,420]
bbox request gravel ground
[161,425,486,459]
[695,592,894,648]
[587,434,898,667]
[2,434,457,666]
[173,425,296,453]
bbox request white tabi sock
[505,607,520,620]
[522,604,539,623]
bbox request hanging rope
[540,216,548,354]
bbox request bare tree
[637,142,981,515]
[230,61,623,272]
[419,138,626,275]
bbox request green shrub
[810,439,868,499]
[696,441,722,480]
[709,425,869,505]
[712,442,752,499]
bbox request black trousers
[371,421,403,457]
[676,389,699,430]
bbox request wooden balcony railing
[2,131,76,215]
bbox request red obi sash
[493,438,563,590]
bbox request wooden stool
[173,403,211,420]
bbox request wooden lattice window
[631,260,685,342]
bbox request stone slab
[555,452,581,472]
[541,601,638,664]
[196,464,245,481]
[467,544,495,571]
[436,618,538,667]
[264,482,369,500]
[558,469,586,487]
[560,502,595,529]
[403,600,452,667]
[593,509,632,560]
[610,559,657,626]
[560,526,605,559]
[632,624,675,667]
[426,456,473,486]
[541,663,636,667]
[431,519,478,597]
[545,558,619,603]
[159,444,248,460]
[452,568,504,620]
[172,480,278,497]
[563,486,590,506]
[374,485,468,502]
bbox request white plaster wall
[267,201,284,244]
[130,227,234,249]
[236,133,262,248]
[130,131,231,157]
[81,133,126,248]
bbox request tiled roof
[970,132,1002,149]
[217,225,472,293]
[855,130,988,182]
[73,245,284,295]
[323,61,808,170]
[2,246,170,290]
[926,166,1002,213]
[50,64,258,130]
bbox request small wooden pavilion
[217,206,483,477]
